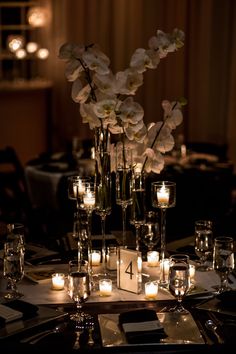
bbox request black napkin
[119,309,167,344]
[4,300,39,320]
[216,290,236,309]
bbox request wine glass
[67,259,90,322]
[167,254,190,313]
[194,220,213,271]
[3,239,24,299]
[213,236,235,293]
[115,145,133,247]
[130,172,146,251]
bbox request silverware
[205,319,224,344]
[21,323,66,344]
[84,315,95,346]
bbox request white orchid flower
[130,48,160,72]
[119,97,144,125]
[65,59,83,81]
[93,72,117,95]
[80,103,100,129]
[58,43,85,60]
[124,120,145,141]
[72,81,91,103]
[82,45,110,75]
[93,98,117,118]
[116,69,143,95]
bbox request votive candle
[51,273,65,290]
[91,250,101,266]
[99,279,112,296]
[147,251,159,267]
[145,281,158,300]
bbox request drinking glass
[213,236,235,293]
[3,240,24,299]
[167,254,190,313]
[194,220,213,271]
[67,259,90,322]
[115,145,133,246]
[130,172,146,251]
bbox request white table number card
[117,247,142,294]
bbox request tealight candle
[51,273,65,290]
[145,281,158,300]
[83,191,95,208]
[99,279,112,296]
[147,251,159,267]
[91,250,101,266]
[157,182,169,206]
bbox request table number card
[117,247,142,294]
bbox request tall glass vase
[94,127,112,277]
[115,145,133,247]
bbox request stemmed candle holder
[81,182,96,284]
[152,181,176,286]
[68,176,90,260]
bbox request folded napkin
[119,309,167,344]
[4,300,39,320]
[216,290,236,309]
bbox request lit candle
[157,182,169,206]
[145,281,158,300]
[83,191,95,208]
[106,247,117,270]
[138,255,142,273]
[99,279,112,296]
[91,250,101,266]
[51,273,65,290]
[189,264,196,286]
[147,251,159,267]
[159,258,170,283]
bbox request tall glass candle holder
[152,181,176,286]
[82,182,95,284]
[115,145,133,247]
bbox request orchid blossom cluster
[59,28,185,174]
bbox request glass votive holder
[145,281,158,300]
[189,264,196,287]
[147,251,159,267]
[99,279,112,296]
[159,258,170,285]
[51,273,65,290]
[91,250,101,266]
[106,246,117,270]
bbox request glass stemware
[3,239,24,299]
[95,152,112,277]
[130,172,146,251]
[152,181,176,285]
[167,254,190,313]
[213,236,235,293]
[194,220,213,271]
[67,259,90,322]
[81,182,96,283]
[115,146,133,247]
